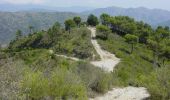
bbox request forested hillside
[0,4,94,12]
[0,12,82,44]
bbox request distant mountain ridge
[0,4,94,12]
[158,20,170,27]
[82,6,170,26]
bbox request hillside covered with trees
[96,13,170,100]
[0,13,170,100]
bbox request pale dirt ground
[89,27,120,72]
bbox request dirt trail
[89,87,150,100]
[89,27,120,72]
[88,27,150,100]
[50,28,150,100]
[49,50,80,61]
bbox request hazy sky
[1,0,170,11]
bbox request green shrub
[87,14,99,26]
[20,71,48,99]
[95,73,112,93]
[20,69,87,100]
[96,25,111,40]
[75,62,113,94]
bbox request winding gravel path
[88,27,150,100]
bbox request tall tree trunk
[59,43,61,51]
[162,58,166,67]
[69,29,70,34]
[30,29,32,33]
[153,52,158,68]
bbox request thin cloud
[0,0,170,11]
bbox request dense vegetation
[0,49,113,99]
[87,14,99,26]
[96,13,170,100]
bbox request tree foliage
[100,13,110,26]
[15,29,22,40]
[87,14,99,26]
[29,25,34,33]
[64,19,76,32]
[96,25,111,40]
[147,26,170,67]
[73,16,81,27]
[125,34,138,53]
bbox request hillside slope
[1,25,110,99]
[0,12,82,44]
[158,20,170,27]
[0,4,94,12]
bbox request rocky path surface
[89,27,120,72]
